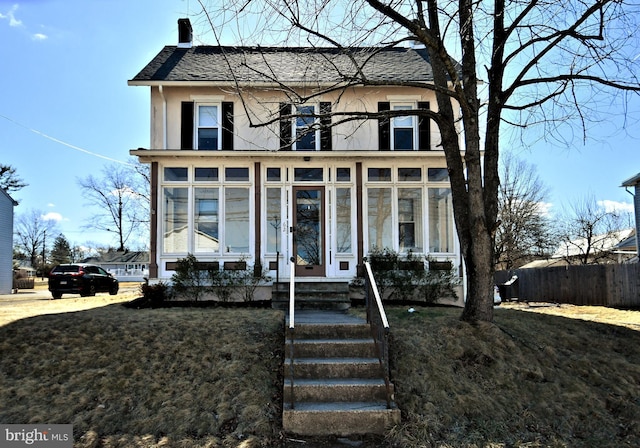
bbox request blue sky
[1,0,637,251]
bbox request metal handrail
[363,259,392,409]
[288,256,296,409]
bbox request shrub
[170,254,271,302]
[235,261,271,302]
[171,254,210,301]
[139,281,171,307]
[363,248,459,304]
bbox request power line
[0,113,134,166]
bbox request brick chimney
[178,18,193,48]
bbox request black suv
[48,264,119,299]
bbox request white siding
[0,190,16,294]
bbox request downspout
[158,85,167,149]
[624,185,640,258]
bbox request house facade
[82,250,150,282]
[0,188,18,294]
[130,19,462,293]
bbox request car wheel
[109,284,119,295]
[52,291,62,299]
[81,283,96,297]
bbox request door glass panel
[296,189,322,266]
[267,188,281,253]
[336,188,352,253]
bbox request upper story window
[280,102,332,151]
[181,101,234,150]
[378,101,431,151]
[295,105,318,151]
[392,105,415,150]
[197,105,220,150]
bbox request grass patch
[0,305,284,447]
[385,306,640,447]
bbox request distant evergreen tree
[0,164,27,194]
[50,234,73,265]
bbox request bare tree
[197,0,640,322]
[14,209,59,270]
[559,196,628,264]
[77,162,150,252]
[0,164,27,195]
[495,152,556,270]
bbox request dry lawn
[0,301,284,447]
[386,305,640,448]
[2,290,640,447]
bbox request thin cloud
[598,199,634,214]
[0,4,22,27]
[32,32,47,41]
[42,212,63,222]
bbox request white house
[129,19,463,303]
[0,189,18,294]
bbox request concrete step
[273,297,350,311]
[286,323,371,339]
[282,402,401,436]
[273,281,350,293]
[284,357,382,379]
[286,339,377,358]
[283,378,392,402]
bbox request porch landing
[271,281,351,310]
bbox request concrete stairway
[272,281,350,310]
[283,310,401,436]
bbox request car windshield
[52,265,81,273]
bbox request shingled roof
[129,46,435,85]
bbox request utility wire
[0,113,134,166]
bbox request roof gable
[130,46,435,85]
[0,188,18,206]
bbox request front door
[293,187,325,276]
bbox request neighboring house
[517,228,636,269]
[0,189,18,294]
[613,231,637,263]
[622,172,640,260]
[129,19,462,298]
[83,250,149,282]
[551,228,636,265]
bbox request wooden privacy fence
[495,263,640,307]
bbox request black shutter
[222,101,234,150]
[320,101,332,151]
[180,101,194,150]
[378,101,390,151]
[418,101,431,151]
[279,103,292,151]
